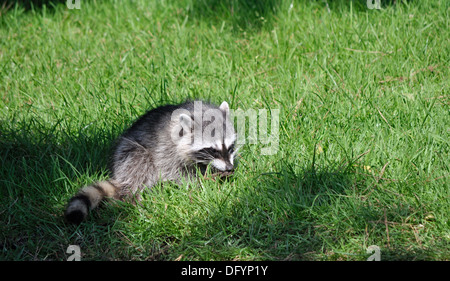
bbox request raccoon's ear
[219,101,230,113]
[179,113,192,128]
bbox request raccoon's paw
[210,170,234,180]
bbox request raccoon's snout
[225,163,234,172]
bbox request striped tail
[65,180,118,224]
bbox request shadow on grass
[2,0,67,10]
[0,117,129,260]
[187,0,415,32]
[2,0,416,30]
[179,160,445,261]
[188,0,281,31]
[189,165,360,260]
[315,0,415,11]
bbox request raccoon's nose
[225,163,234,171]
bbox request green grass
[1,0,449,260]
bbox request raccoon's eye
[228,143,235,153]
[199,147,220,157]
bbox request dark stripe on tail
[64,180,120,225]
[65,194,90,225]
[92,184,106,197]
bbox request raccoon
[65,100,238,224]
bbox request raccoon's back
[120,104,181,145]
[110,103,186,191]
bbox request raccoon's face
[192,135,237,173]
[173,101,238,173]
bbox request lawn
[0,0,448,260]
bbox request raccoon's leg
[64,180,120,224]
